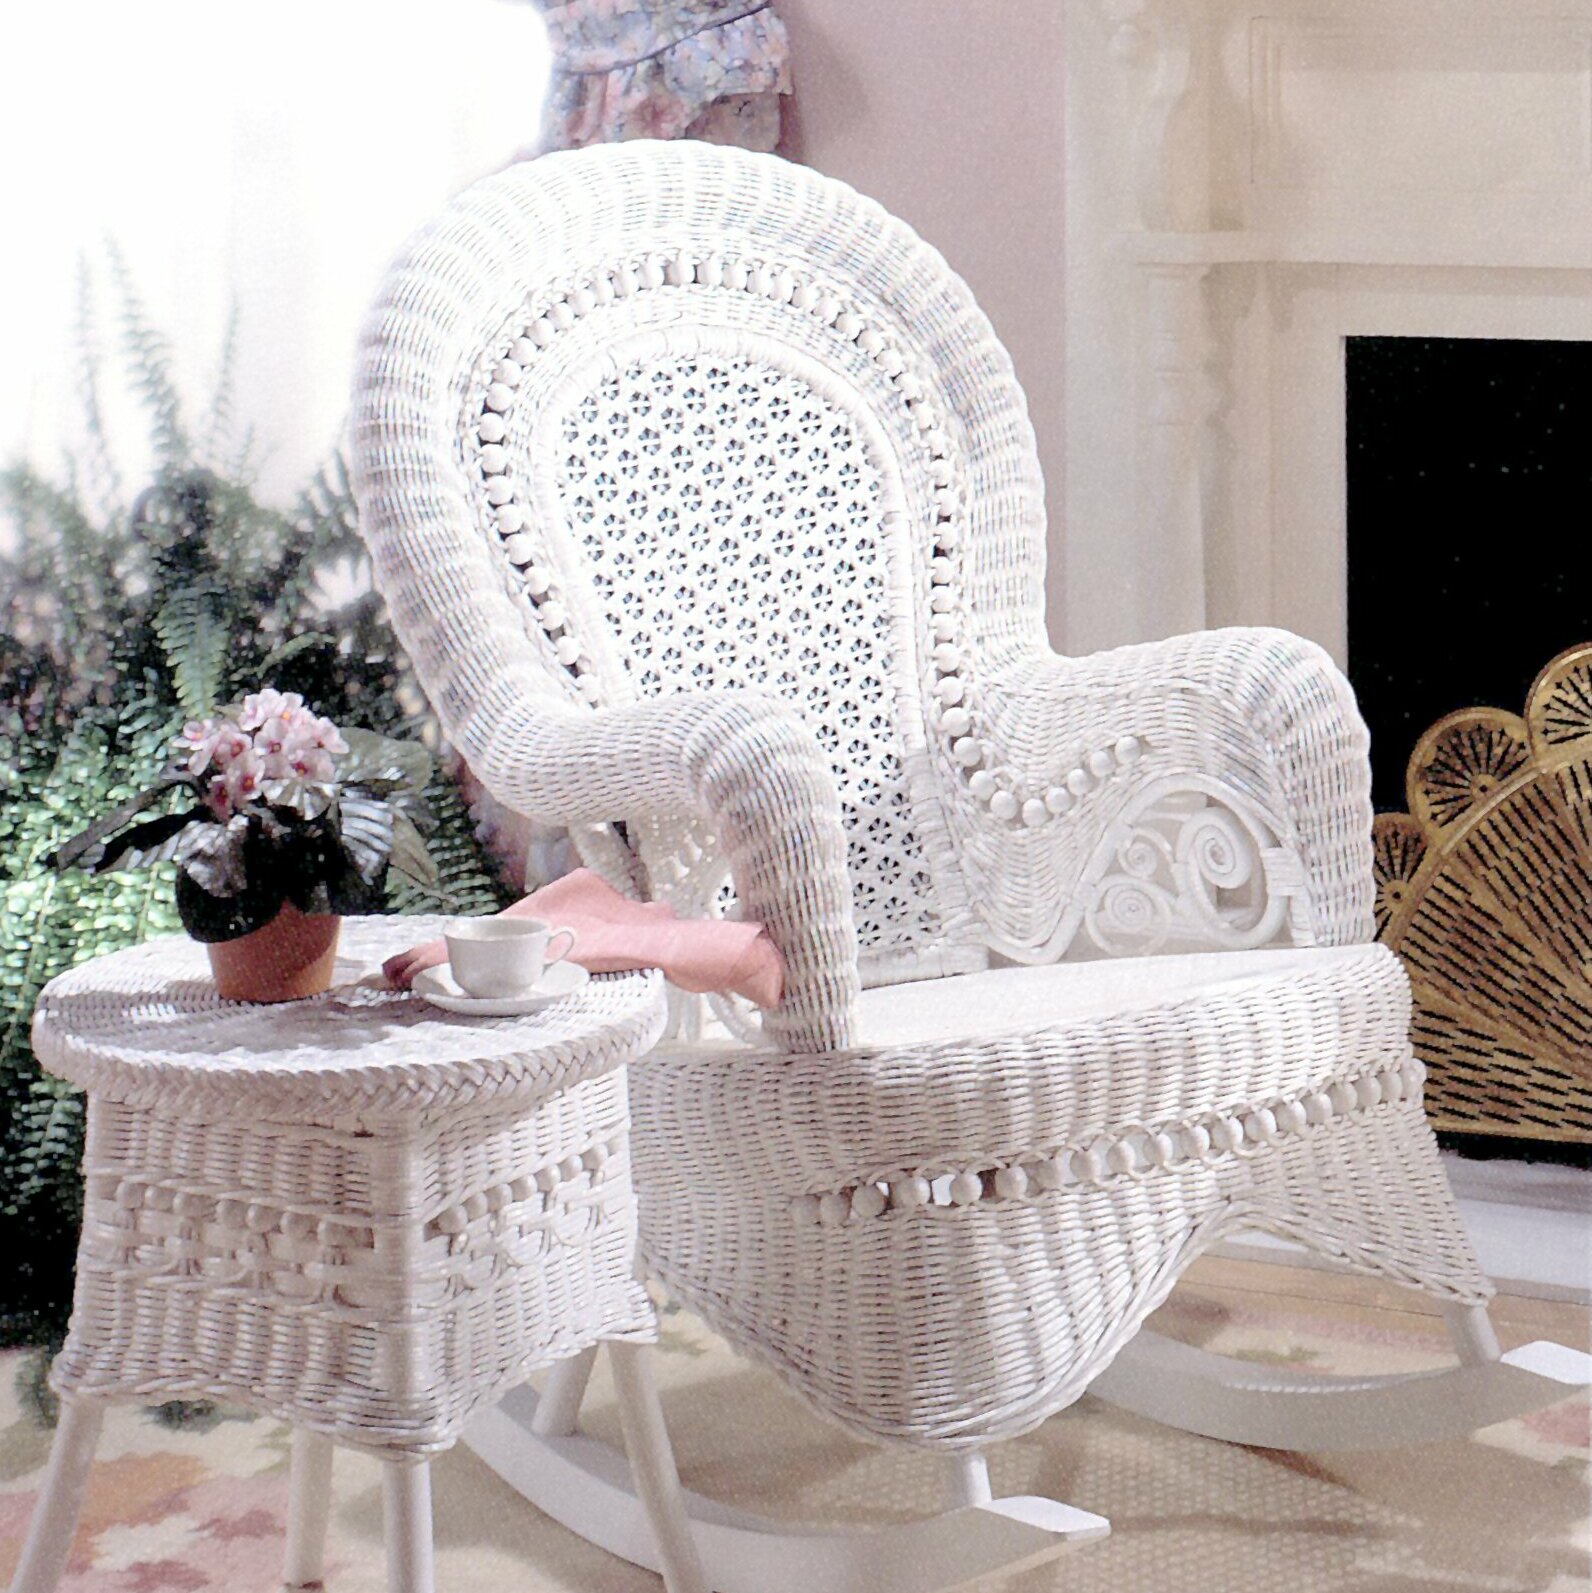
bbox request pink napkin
[384,868,785,1009]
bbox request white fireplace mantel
[1061,0,1592,661]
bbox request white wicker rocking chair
[349,142,1588,1593]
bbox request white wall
[0,0,551,513]
[1059,0,1592,661]
[8,0,1074,637]
[778,0,1069,643]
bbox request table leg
[610,1342,708,1593]
[283,1429,335,1588]
[382,1461,435,1593]
[10,1398,105,1593]
[531,1345,598,1437]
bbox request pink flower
[181,691,349,807]
[217,747,264,810]
[257,716,338,783]
[212,727,252,767]
[310,716,348,756]
[174,718,223,778]
[174,719,249,777]
[237,688,305,732]
[254,714,299,760]
[286,747,337,782]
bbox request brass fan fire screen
[1373,644,1592,1144]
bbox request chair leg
[943,1452,992,1509]
[381,1462,435,1593]
[283,1429,335,1589]
[1446,1301,1502,1365]
[531,1345,598,1438]
[10,1397,104,1593]
[609,1343,709,1593]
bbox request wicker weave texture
[349,140,1374,1053]
[31,926,664,1120]
[633,942,1487,1447]
[347,144,1481,1457]
[35,921,667,1456]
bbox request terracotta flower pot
[206,902,342,1002]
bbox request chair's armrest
[352,394,858,1052]
[460,684,859,1054]
[968,628,1374,950]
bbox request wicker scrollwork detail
[1081,793,1296,956]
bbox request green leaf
[45,772,191,871]
[201,299,241,467]
[107,242,190,464]
[95,808,211,875]
[391,786,439,837]
[337,792,395,883]
[152,581,229,719]
[174,867,281,943]
[388,808,440,890]
[258,777,334,821]
[336,727,432,794]
[258,632,334,675]
[173,816,248,896]
[322,863,386,918]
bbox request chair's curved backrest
[354,141,1047,984]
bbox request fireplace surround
[1345,335,1592,810]
[1062,0,1592,662]
[1063,1,1592,1160]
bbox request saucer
[412,959,589,1016]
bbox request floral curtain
[533,0,791,153]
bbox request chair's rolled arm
[460,684,861,1053]
[351,346,858,1052]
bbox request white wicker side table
[10,917,706,1593]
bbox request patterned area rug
[1,1260,1586,1592]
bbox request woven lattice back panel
[541,351,938,959]
[1373,644,1592,1142]
[402,144,1046,975]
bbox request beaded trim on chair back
[358,143,1049,985]
[440,150,1044,979]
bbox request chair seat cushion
[853,943,1384,1048]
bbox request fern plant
[0,261,514,1346]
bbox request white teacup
[444,916,576,998]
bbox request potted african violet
[48,688,440,1001]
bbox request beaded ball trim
[787,1057,1426,1226]
[467,249,1133,831]
[426,1132,627,1241]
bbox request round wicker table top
[31,915,668,1121]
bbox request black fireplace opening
[1345,335,1592,813]
[1347,336,1592,1170]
